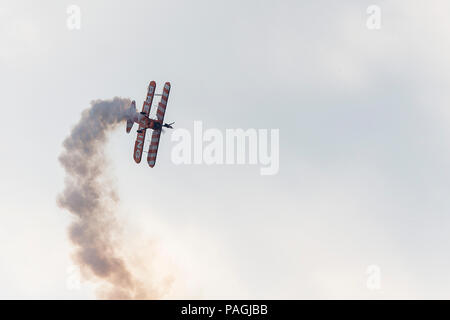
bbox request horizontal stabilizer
[126,119,134,133]
[126,101,136,133]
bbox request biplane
[125,81,174,167]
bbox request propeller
[163,122,175,129]
[161,122,174,134]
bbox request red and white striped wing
[142,81,156,116]
[133,81,156,163]
[156,82,170,121]
[147,82,171,167]
[133,130,146,163]
[147,130,161,167]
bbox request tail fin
[126,100,136,133]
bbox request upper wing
[147,82,171,167]
[142,81,156,116]
[156,82,170,121]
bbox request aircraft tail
[126,100,136,133]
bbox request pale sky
[2,0,450,299]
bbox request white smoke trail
[57,97,170,299]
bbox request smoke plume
[57,97,167,299]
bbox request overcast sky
[2,0,450,299]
